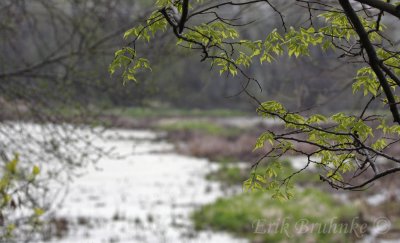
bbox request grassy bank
[192,188,359,242]
[157,120,243,137]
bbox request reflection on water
[45,129,247,243]
[4,124,396,242]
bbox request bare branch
[354,0,400,19]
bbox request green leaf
[32,165,40,176]
[5,155,19,174]
[34,208,44,216]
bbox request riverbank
[104,114,400,243]
[5,108,400,242]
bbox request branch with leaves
[111,0,400,197]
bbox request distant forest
[1,0,399,117]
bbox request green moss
[192,188,358,242]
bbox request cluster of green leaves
[377,48,400,78]
[209,159,318,187]
[319,11,381,41]
[0,154,42,240]
[262,27,324,62]
[110,2,332,80]
[240,11,398,193]
[353,67,380,96]
[112,1,400,192]
[110,0,213,82]
[112,4,389,87]
[182,22,239,46]
[376,47,400,103]
[244,159,295,201]
[109,47,152,83]
[246,97,400,194]
[109,9,169,83]
[207,25,326,76]
[319,11,399,102]
[112,0,383,83]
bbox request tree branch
[354,0,400,19]
[343,167,400,190]
[339,0,400,124]
[179,0,189,33]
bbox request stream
[43,128,247,243]
[1,123,397,243]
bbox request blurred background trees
[2,0,384,115]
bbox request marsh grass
[192,188,358,242]
[157,120,243,137]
